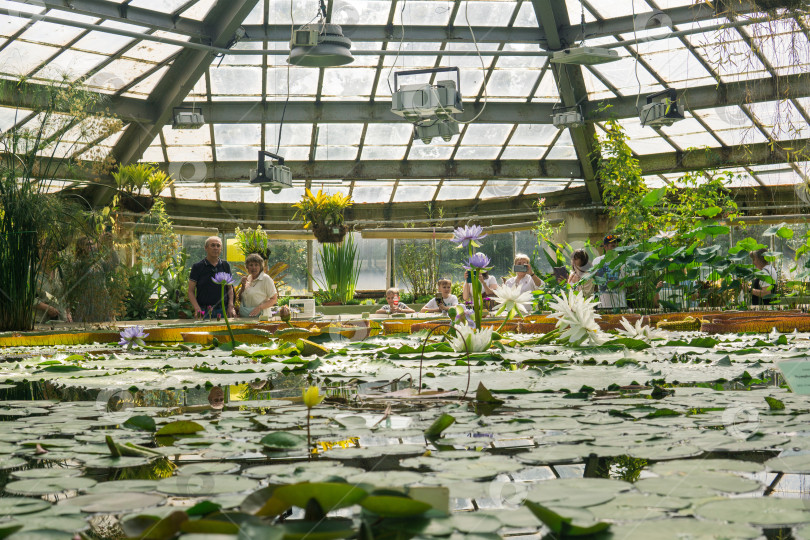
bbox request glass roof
[0,0,807,207]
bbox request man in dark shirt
[188,236,236,318]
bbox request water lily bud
[302,385,324,408]
[279,305,291,322]
[447,307,458,320]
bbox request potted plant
[114,164,173,213]
[292,188,352,243]
[312,234,362,304]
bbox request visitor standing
[591,235,626,310]
[188,236,236,318]
[746,248,778,305]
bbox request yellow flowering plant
[292,189,352,230]
[302,385,323,457]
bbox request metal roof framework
[0,0,808,213]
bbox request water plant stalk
[468,243,483,329]
[219,283,236,346]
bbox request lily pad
[0,497,51,515]
[157,475,259,496]
[695,497,810,527]
[259,432,307,451]
[58,492,166,513]
[5,477,97,496]
[765,453,810,474]
[591,518,761,539]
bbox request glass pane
[313,233,386,292]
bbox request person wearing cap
[591,235,626,310]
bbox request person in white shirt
[591,235,626,310]
[376,287,415,314]
[746,248,778,306]
[504,253,543,294]
[237,253,278,317]
[421,279,459,313]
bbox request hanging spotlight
[288,0,353,67]
[250,151,292,194]
[551,103,585,129]
[639,89,684,127]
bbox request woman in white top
[504,253,543,293]
[237,253,278,317]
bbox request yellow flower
[302,386,324,408]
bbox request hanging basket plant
[113,163,173,213]
[292,188,353,244]
[312,223,348,243]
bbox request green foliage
[594,120,740,244]
[124,264,159,320]
[234,225,271,260]
[397,237,441,298]
[314,235,362,304]
[139,199,179,274]
[113,163,172,196]
[0,76,120,330]
[156,250,192,319]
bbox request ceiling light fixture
[250,151,293,194]
[639,89,685,127]
[288,0,353,67]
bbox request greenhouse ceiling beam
[243,2,739,45]
[19,136,810,184]
[638,138,810,176]
[4,72,808,128]
[104,0,259,199]
[171,72,810,124]
[8,0,207,38]
[532,0,601,203]
[155,159,584,181]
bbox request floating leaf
[696,497,810,527]
[155,420,205,436]
[260,432,307,451]
[123,415,156,432]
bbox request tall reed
[314,234,362,304]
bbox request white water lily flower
[548,290,602,346]
[617,317,668,344]
[492,284,534,318]
[448,325,494,353]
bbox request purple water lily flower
[212,272,236,286]
[454,306,476,329]
[119,326,148,349]
[451,225,486,248]
[464,252,492,270]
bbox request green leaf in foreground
[764,396,785,411]
[360,490,432,517]
[524,500,611,536]
[123,415,156,432]
[274,482,368,513]
[424,414,456,438]
[155,420,205,436]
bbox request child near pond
[376,287,415,314]
[421,279,459,313]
